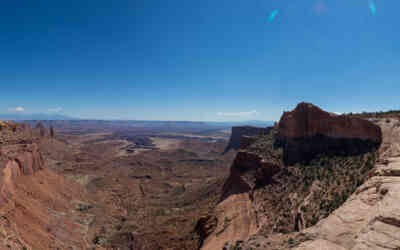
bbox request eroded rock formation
[0,121,91,249]
[277,102,382,165]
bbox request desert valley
[0,102,399,250]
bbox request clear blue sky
[1,0,399,121]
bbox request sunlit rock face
[277,102,382,165]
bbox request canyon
[0,102,399,249]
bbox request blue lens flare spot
[268,9,279,22]
[369,0,376,16]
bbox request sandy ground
[150,137,181,150]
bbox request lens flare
[268,9,279,22]
[369,0,376,16]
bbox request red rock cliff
[278,102,381,141]
[277,102,382,165]
[0,121,91,249]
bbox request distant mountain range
[205,120,274,128]
[0,113,78,121]
[0,114,274,128]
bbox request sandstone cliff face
[224,126,272,153]
[0,122,91,249]
[1,144,43,175]
[277,102,382,165]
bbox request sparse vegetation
[92,235,100,244]
[244,128,379,235]
[345,110,400,119]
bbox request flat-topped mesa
[277,102,382,165]
[224,126,272,153]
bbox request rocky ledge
[295,156,400,250]
[293,117,400,250]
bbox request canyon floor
[38,124,237,249]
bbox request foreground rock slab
[295,157,400,250]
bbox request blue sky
[1,0,399,121]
